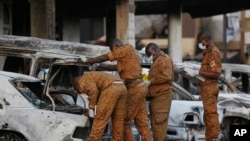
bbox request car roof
[222,63,250,74]
[0,35,110,58]
[182,61,250,74]
[0,71,41,82]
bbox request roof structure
[135,0,250,18]
[56,0,250,18]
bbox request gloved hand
[88,63,100,71]
[88,109,95,118]
[188,70,199,77]
[144,81,151,87]
[80,56,87,62]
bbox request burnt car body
[167,62,250,141]
[0,35,114,141]
[0,35,110,77]
[0,71,90,141]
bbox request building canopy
[135,0,250,18]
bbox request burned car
[0,35,114,141]
[0,71,90,141]
[167,62,250,141]
[0,35,110,77]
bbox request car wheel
[220,122,230,141]
[220,117,250,141]
[0,132,26,141]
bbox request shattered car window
[16,87,40,107]
[51,94,75,105]
[14,81,44,107]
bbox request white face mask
[198,43,206,50]
[149,55,153,62]
[148,50,155,62]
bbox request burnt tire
[220,117,250,141]
[0,132,26,141]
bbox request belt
[113,81,123,84]
[125,78,141,85]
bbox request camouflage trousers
[90,83,127,141]
[149,90,172,141]
[124,80,152,141]
[200,83,220,141]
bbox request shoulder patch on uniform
[161,53,166,57]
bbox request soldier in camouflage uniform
[196,31,222,141]
[145,42,174,141]
[85,39,151,141]
[72,71,127,141]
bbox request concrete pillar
[45,0,56,39]
[240,11,247,64]
[168,3,182,63]
[224,68,232,92]
[126,0,135,47]
[106,0,132,46]
[30,0,55,39]
[116,0,129,43]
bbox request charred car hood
[218,93,250,120]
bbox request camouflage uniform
[77,72,127,141]
[107,44,151,141]
[148,51,173,141]
[198,45,222,141]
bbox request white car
[0,71,91,141]
[0,35,116,141]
